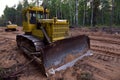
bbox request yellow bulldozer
[5,21,18,31]
[16,6,90,76]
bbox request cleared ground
[0,27,119,80]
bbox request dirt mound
[0,27,119,80]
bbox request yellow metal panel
[52,37,66,42]
[51,23,69,42]
[30,20,69,42]
[23,6,44,12]
[7,25,17,29]
[23,22,36,32]
[32,29,44,39]
[38,19,54,23]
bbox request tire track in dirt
[88,34,120,80]
[71,29,120,80]
[0,27,119,80]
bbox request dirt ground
[0,27,120,80]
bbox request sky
[0,0,43,16]
[0,0,35,16]
[0,0,21,16]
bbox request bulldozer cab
[22,6,49,32]
[29,10,49,24]
[23,6,49,23]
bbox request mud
[0,27,120,80]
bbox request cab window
[29,11,36,24]
[37,11,44,19]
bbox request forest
[0,0,120,27]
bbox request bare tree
[90,0,94,27]
[83,0,87,26]
[110,0,114,27]
[75,0,79,27]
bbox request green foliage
[16,2,22,26]
[0,15,6,26]
[23,0,29,8]
[0,0,29,26]
[0,0,120,27]
[4,6,17,23]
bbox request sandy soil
[0,27,120,80]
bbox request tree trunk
[69,1,72,25]
[110,0,114,27]
[75,0,79,27]
[83,0,87,26]
[90,0,94,27]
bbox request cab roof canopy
[23,6,49,13]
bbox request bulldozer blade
[43,35,90,75]
[17,35,90,77]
